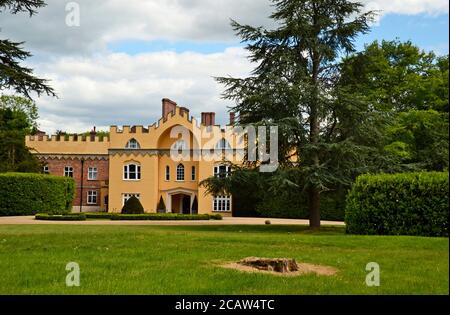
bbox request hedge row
[253,189,346,221]
[0,173,75,216]
[345,172,449,237]
[110,213,222,221]
[84,212,113,219]
[35,213,86,221]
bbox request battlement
[110,106,198,135]
[26,134,109,142]
[26,133,110,155]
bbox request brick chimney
[162,98,177,119]
[180,107,190,117]
[229,112,235,125]
[201,112,216,126]
[90,126,96,141]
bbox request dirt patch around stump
[221,257,337,277]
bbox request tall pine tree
[204,0,379,228]
[0,0,56,98]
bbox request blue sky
[108,13,449,56]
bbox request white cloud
[1,0,448,133]
[361,0,448,16]
[1,0,446,56]
[33,47,253,133]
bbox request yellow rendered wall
[108,154,159,213]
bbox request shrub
[84,212,112,219]
[345,172,449,237]
[255,189,346,221]
[157,196,166,212]
[110,213,211,221]
[35,213,86,221]
[121,196,144,214]
[0,173,75,216]
[209,214,223,220]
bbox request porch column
[166,192,172,213]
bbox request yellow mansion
[25,98,240,216]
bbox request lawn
[0,224,448,295]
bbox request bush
[0,173,75,216]
[209,214,223,220]
[157,196,166,212]
[35,213,86,221]
[110,213,212,221]
[84,212,112,219]
[121,196,144,214]
[255,189,346,221]
[345,172,449,237]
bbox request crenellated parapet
[26,134,110,155]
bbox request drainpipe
[79,158,85,213]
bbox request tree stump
[239,257,299,273]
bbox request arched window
[123,163,141,180]
[215,138,231,150]
[126,138,140,149]
[176,164,185,181]
[165,166,170,181]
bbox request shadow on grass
[148,224,346,235]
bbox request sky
[0,0,448,133]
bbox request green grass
[0,224,448,295]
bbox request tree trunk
[308,187,321,229]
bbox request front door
[182,195,191,215]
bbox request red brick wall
[41,158,109,208]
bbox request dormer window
[126,139,140,149]
[215,138,231,150]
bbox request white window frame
[122,193,140,206]
[126,138,140,149]
[176,164,185,181]
[165,166,170,181]
[88,167,98,180]
[43,165,49,174]
[191,166,196,181]
[87,190,98,205]
[64,166,73,177]
[214,165,231,178]
[213,195,231,212]
[123,163,141,181]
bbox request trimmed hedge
[35,213,86,221]
[345,172,449,237]
[0,173,75,216]
[84,212,112,219]
[110,213,220,221]
[254,189,346,221]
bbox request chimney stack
[229,112,235,125]
[90,126,97,141]
[162,98,177,119]
[180,107,190,117]
[201,112,216,126]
